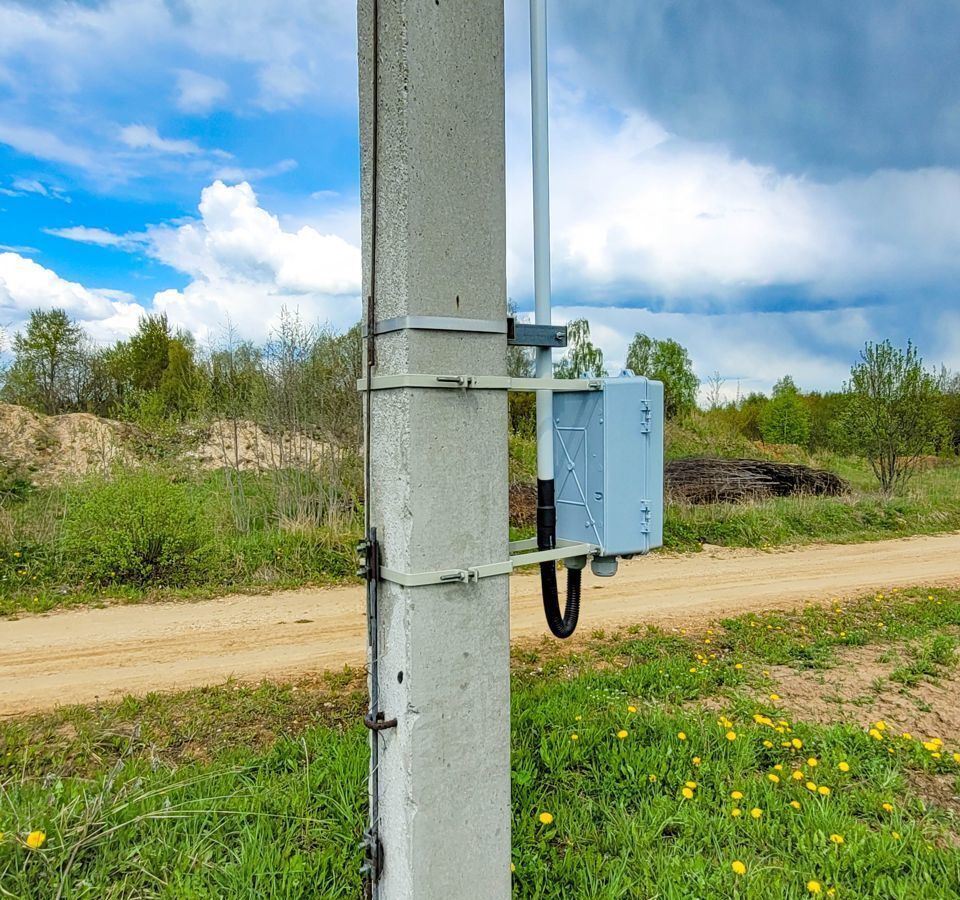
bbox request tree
[2,309,86,414]
[555,318,606,379]
[939,369,960,455]
[841,340,947,493]
[759,376,811,447]
[625,333,699,418]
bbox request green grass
[0,466,359,616]
[3,588,960,897]
[664,460,960,552]
[2,446,959,617]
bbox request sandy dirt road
[2,533,959,716]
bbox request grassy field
[1,442,958,617]
[2,587,959,897]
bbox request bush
[59,470,218,587]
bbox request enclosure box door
[552,375,664,558]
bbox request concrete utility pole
[358,1,511,898]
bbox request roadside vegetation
[3,586,959,897]
[1,308,959,616]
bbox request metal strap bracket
[362,315,508,338]
[356,374,604,393]
[377,540,597,588]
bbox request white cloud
[146,180,361,340]
[505,83,960,307]
[0,251,147,343]
[175,69,229,114]
[119,124,203,156]
[4,181,361,346]
[44,226,141,248]
[213,158,298,183]
[0,122,93,168]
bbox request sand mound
[186,420,335,472]
[0,403,139,485]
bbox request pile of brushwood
[666,457,847,505]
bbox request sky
[1,0,958,399]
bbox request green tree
[842,340,947,493]
[759,376,811,447]
[938,369,960,455]
[625,333,699,418]
[555,318,606,379]
[122,313,202,421]
[2,309,86,414]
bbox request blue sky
[1,0,958,397]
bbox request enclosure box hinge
[640,399,652,434]
[639,501,651,534]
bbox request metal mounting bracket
[362,314,508,338]
[507,318,567,348]
[377,540,598,588]
[357,374,604,393]
[359,315,568,351]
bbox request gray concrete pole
[357,2,511,898]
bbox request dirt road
[2,533,959,716]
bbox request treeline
[0,308,362,449]
[2,308,959,493]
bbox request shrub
[59,470,218,586]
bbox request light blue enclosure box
[552,373,664,559]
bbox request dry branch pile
[666,457,847,505]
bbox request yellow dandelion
[875,720,887,731]
[538,812,554,825]
[682,787,694,800]
[838,761,850,773]
[767,773,781,784]
[627,705,637,713]
[868,728,883,741]
[892,831,901,840]
[734,663,744,670]
[790,800,801,810]
[806,781,818,792]
[763,740,775,749]
[689,667,698,673]
[750,807,762,819]
[731,860,747,875]
[774,764,783,771]
[818,785,831,796]
[807,757,818,768]
[511,862,516,873]
[922,740,939,752]
[575,715,582,721]
[830,833,844,845]
[953,753,960,764]
[25,831,45,850]
[692,756,702,766]
[685,780,698,789]
[808,881,822,894]
[617,730,628,740]
[792,738,803,749]
[731,790,744,800]
[678,732,687,741]
[725,730,737,741]
[731,807,742,817]
[570,734,579,741]
[769,693,780,701]
[792,770,804,781]
[882,802,893,813]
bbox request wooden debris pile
[666,457,848,505]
